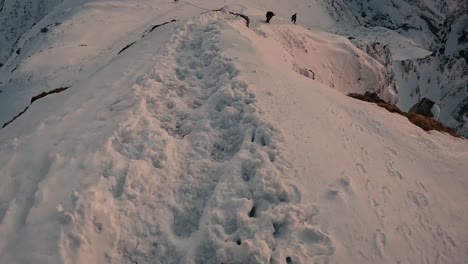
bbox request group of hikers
[266,11,297,24]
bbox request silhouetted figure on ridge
[291,13,297,24]
[265,11,275,23]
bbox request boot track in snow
[62,12,334,264]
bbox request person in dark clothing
[291,13,297,24]
[265,11,275,23]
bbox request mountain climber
[291,13,297,24]
[265,11,275,23]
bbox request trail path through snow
[1,4,467,264]
[58,12,333,264]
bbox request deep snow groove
[2,106,28,128]
[117,41,136,55]
[143,19,178,36]
[30,86,71,103]
[1,86,71,129]
[228,11,250,27]
[118,19,179,55]
[62,12,334,264]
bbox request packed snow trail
[1,3,467,264]
[59,12,333,263]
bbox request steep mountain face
[271,25,398,104]
[324,0,465,49]
[347,39,398,102]
[394,49,468,136]
[323,0,468,136]
[0,0,63,64]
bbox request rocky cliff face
[323,0,466,48]
[325,0,468,136]
[395,54,468,135]
[348,39,399,104]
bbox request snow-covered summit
[0,1,467,264]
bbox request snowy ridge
[0,1,467,264]
[55,12,332,263]
[265,25,397,103]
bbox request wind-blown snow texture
[0,1,467,264]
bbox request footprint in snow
[328,174,352,198]
[298,227,335,256]
[407,191,429,208]
[374,229,386,257]
[354,162,367,176]
[384,147,403,180]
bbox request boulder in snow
[409,98,440,120]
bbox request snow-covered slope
[256,24,398,103]
[320,0,468,137]
[230,19,468,263]
[0,0,200,126]
[0,0,62,63]
[323,0,466,49]
[0,1,467,264]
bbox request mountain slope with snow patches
[0,0,62,63]
[0,1,467,264]
[322,0,468,136]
